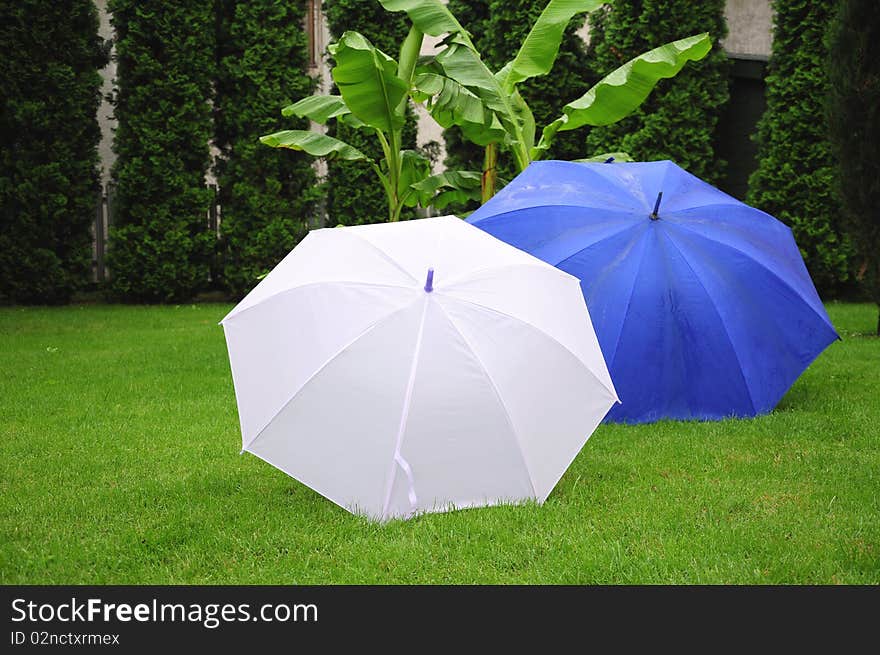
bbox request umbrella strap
[381,297,429,520]
[394,452,418,511]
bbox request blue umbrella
[468,160,839,423]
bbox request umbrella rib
[346,230,420,283]
[222,280,417,324]
[665,220,836,333]
[438,222,643,293]
[439,261,564,291]
[552,220,647,270]
[661,201,769,220]
[380,297,430,521]
[437,293,619,402]
[472,202,643,222]
[473,206,644,267]
[660,229,757,414]
[433,298,538,500]
[604,228,654,371]
[240,297,422,454]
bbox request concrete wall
[722,0,773,59]
[95,0,115,185]
[416,32,448,173]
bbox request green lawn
[0,302,877,584]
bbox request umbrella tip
[604,157,615,163]
[650,191,663,220]
[424,267,434,293]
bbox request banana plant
[260,28,481,221]
[379,0,713,200]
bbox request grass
[0,302,877,584]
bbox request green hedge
[215,0,316,298]
[748,0,854,297]
[0,1,107,304]
[585,0,730,184]
[323,0,418,226]
[107,1,216,302]
[827,0,879,318]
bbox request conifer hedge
[827,0,879,325]
[106,1,216,302]
[748,0,854,296]
[585,0,730,184]
[215,0,316,297]
[0,1,107,304]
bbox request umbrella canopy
[221,215,617,521]
[468,160,839,423]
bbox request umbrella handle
[650,191,663,220]
[424,268,434,293]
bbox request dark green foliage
[0,1,107,304]
[215,0,316,298]
[827,0,880,330]
[585,0,730,183]
[748,0,853,297]
[107,2,215,302]
[322,0,418,225]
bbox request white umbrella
[221,215,618,521]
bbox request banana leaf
[329,31,409,134]
[534,33,712,157]
[259,130,370,162]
